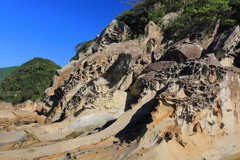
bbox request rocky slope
[0,19,240,160]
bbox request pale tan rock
[92,19,134,53]
[1,16,240,160]
[37,115,46,124]
[0,102,13,110]
[144,21,162,38]
[45,61,75,97]
[141,21,164,55]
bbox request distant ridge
[0,66,19,83]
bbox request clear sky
[0,0,129,68]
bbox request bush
[116,0,158,35]
[148,9,165,24]
[117,0,239,42]
[165,0,237,41]
[71,40,94,61]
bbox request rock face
[142,21,164,62]
[0,102,13,110]
[45,60,80,97]
[1,20,240,160]
[144,21,162,38]
[207,25,240,59]
[92,19,134,53]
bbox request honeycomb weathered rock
[1,22,240,160]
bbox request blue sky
[0,0,129,68]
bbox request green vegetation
[117,0,240,41]
[71,40,94,61]
[165,0,239,41]
[0,57,61,104]
[116,0,161,35]
[116,0,184,35]
[0,66,19,83]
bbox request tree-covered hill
[0,66,19,83]
[0,57,61,104]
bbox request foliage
[120,0,144,7]
[74,41,87,53]
[116,0,158,34]
[165,0,238,41]
[116,0,186,35]
[187,0,232,24]
[147,8,165,24]
[117,0,240,42]
[121,37,132,42]
[0,57,61,104]
[229,0,240,24]
[71,40,94,61]
[0,66,19,83]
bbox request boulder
[144,21,162,38]
[92,19,134,53]
[207,25,240,59]
[37,115,46,125]
[142,21,164,57]
[161,40,202,63]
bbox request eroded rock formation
[207,25,240,59]
[1,20,240,160]
[92,19,135,53]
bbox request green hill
[0,57,61,104]
[0,66,19,83]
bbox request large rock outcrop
[141,21,164,62]
[92,19,135,53]
[1,20,240,160]
[207,25,240,59]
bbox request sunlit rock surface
[1,20,240,160]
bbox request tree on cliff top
[0,57,61,104]
[116,0,240,40]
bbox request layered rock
[207,25,240,59]
[1,20,240,160]
[0,102,13,110]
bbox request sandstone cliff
[0,19,240,160]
